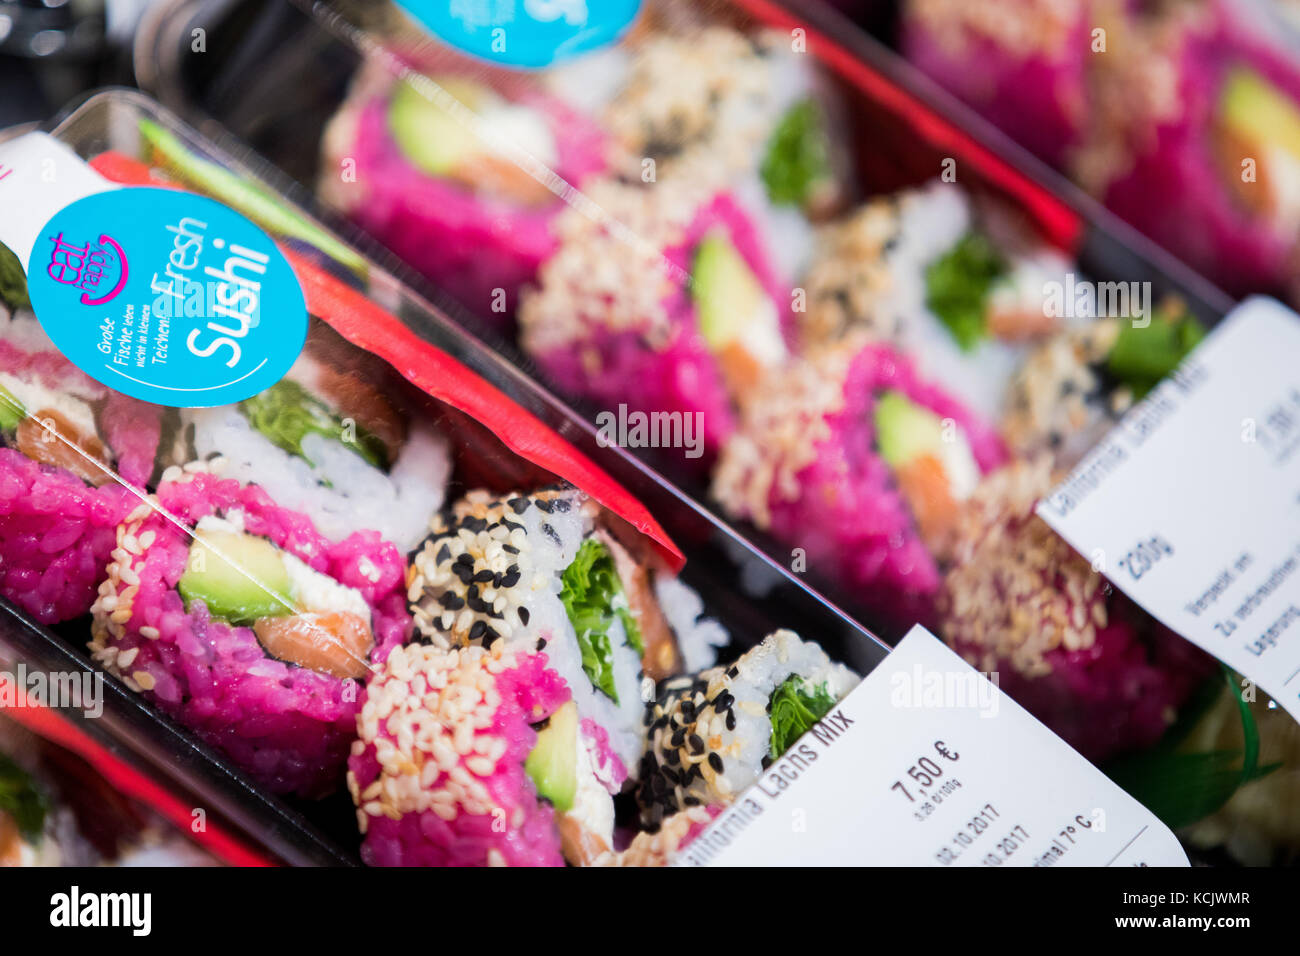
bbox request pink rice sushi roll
[519,180,794,465]
[938,458,1214,763]
[349,641,574,867]
[0,308,163,624]
[712,340,1005,627]
[900,0,1090,169]
[88,465,411,797]
[319,56,607,325]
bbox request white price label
[679,627,1186,867]
[1038,297,1300,718]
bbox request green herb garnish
[767,676,836,760]
[1106,306,1206,399]
[240,380,388,469]
[0,753,48,843]
[558,537,643,704]
[1103,666,1279,830]
[0,241,29,311]
[924,232,1006,351]
[760,99,831,209]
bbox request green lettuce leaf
[761,99,831,208]
[768,676,836,760]
[558,537,644,703]
[1106,307,1206,399]
[924,232,1006,351]
[0,753,48,843]
[240,380,387,469]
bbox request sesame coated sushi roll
[320,57,607,324]
[712,341,1005,626]
[178,326,450,552]
[89,465,411,797]
[938,458,1213,763]
[797,183,1080,422]
[407,486,679,785]
[349,641,577,866]
[0,306,163,624]
[1002,301,1205,468]
[519,179,793,464]
[636,629,857,828]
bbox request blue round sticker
[396,0,641,69]
[26,187,307,408]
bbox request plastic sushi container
[0,86,899,867]
[124,0,1300,865]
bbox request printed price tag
[1038,297,1300,718]
[680,627,1186,867]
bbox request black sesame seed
[541,523,560,545]
[535,498,554,514]
[670,729,686,748]
[725,711,736,731]
[436,543,452,564]
[503,544,520,555]
[688,734,705,755]
[455,552,474,566]
[473,569,495,583]
[508,497,529,514]
[469,620,487,642]
[707,753,724,773]
[518,607,530,625]
[536,638,547,651]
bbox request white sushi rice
[653,574,729,672]
[186,405,450,553]
[503,497,647,774]
[711,630,857,800]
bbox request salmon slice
[894,454,960,553]
[15,408,114,486]
[557,812,612,867]
[253,611,374,680]
[310,365,407,466]
[596,528,679,680]
[0,813,24,867]
[452,154,556,208]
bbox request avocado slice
[0,385,25,432]
[525,700,579,812]
[692,232,774,349]
[874,390,948,469]
[1220,68,1300,168]
[178,530,295,625]
[388,78,483,177]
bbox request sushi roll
[900,0,1091,168]
[635,629,858,828]
[406,486,681,780]
[797,183,1080,422]
[0,305,163,624]
[1073,0,1300,298]
[593,25,848,278]
[938,457,1213,763]
[88,463,411,797]
[177,325,450,553]
[349,641,593,866]
[519,178,793,464]
[712,341,1005,626]
[319,57,607,323]
[1001,300,1205,467]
